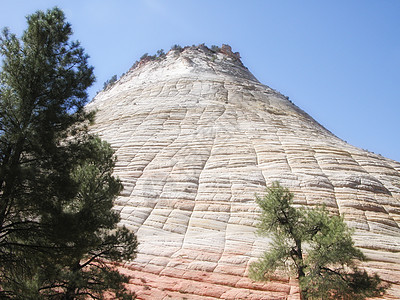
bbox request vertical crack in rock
[87,45,400,299]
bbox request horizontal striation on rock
[87,46,400,299]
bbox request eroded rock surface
[87,46,400,299]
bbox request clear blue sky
[1,0,399,162]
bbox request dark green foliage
[140,52,149,60]
[171,44,183,52]
[139,49,166,64]
[210,45,220,52]
[140,52,156,61]
[103,74,118,90]
[0,7,137,299]
[249,182,388,299]
[156,49,165,58]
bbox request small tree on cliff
[0,7,137,299]
[249,182,388,300]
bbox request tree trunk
[63,261,81,300]
[295,240,307,300]
[298,270,308,300]
[64,289,75,300]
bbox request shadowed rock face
[87,46,400,299]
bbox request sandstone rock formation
[87,45,400,299]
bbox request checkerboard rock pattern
[87,46,400,299]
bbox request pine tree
[0,8,137,299]
[249,182,388,300]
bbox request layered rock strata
[87,45,400,299]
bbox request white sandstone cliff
[87,45,400,299]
